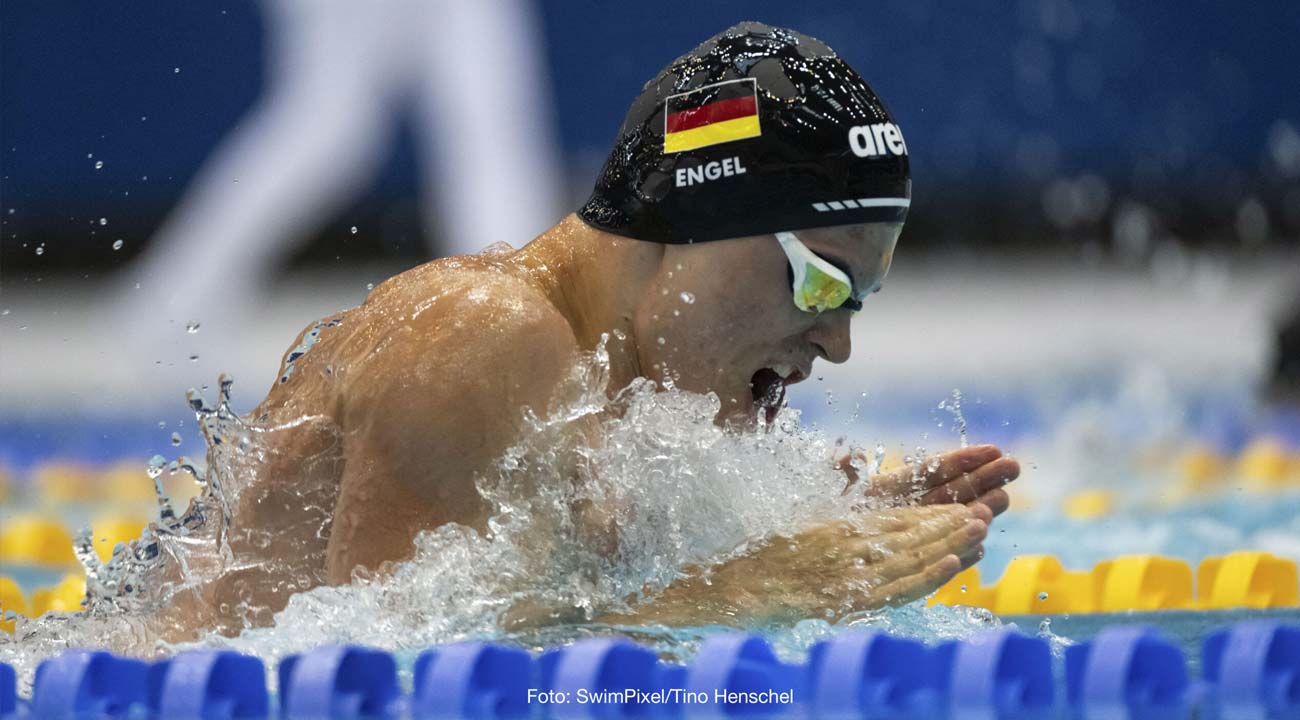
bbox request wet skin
[193,212,1019,632]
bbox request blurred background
[2,0,1299,501]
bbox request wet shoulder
[339,254,577,380]
[358,254,568,336]
[333,255,583,429]
[255,254,561,417]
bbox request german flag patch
[663,78,761,154]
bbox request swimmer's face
[636,222,901,428]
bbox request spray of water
[936,389,969,449]
[0,335,1000,690]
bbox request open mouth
[750,367,789,425]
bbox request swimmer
[176,21,1019,635]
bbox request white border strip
[812,197,911,212]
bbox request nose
[806,310,852,364]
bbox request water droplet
[679,291,695,304]
[1037,591,1049,601]
[942,389,969,448]
[350,226,358,234]
[170,432,182,446]
[173,67,180,73]
[98,217,107,226]
[188,355,199,362]
[672,309,680,317]
[94,160,104,170]
[112,239,124,251]
[960,585,968,592]
[34,244,44,255]
[657,337,666,345]
[157,421,166,429]
[366,282,374,290]
[185,321,200,334]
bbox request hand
[595,505,987,627]
[836,443,1019,524]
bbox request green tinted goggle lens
[776,231,862,314]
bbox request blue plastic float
[1,620,1298,719]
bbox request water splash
[0,335,999,689]
[938,389,969,448]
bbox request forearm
[591,557,807,628]
[594,580,754,628]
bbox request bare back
[212,251,584,624]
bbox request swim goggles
[776,231,867,314]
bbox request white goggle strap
[775,231,855,291]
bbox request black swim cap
[578,21,911,245]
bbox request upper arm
[325,277,587,576]
[347,279,583,496]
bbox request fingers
[958,544,985,570]
[869,524,987,607]
[866,507,975,556]
[784,507,994,617]
[966,499,993,524]
[919,444,1003,485]
[919,456,1020,505]
[853,504,967,534]
[884,516,987,577]
[855,509,981,576]
[872,554,963,606]
[968,488,1011,520]
[866,444,1004,498]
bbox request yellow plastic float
[29,573,86,616]
[1197,551,1299,609]
[1235,438,1296,490]
[1090,555,1193,612]
[90,515,147,562]
[0,515,77,566]
[1177,444,1228,488]
[101,460,160,503]
[930,551,1297,614]
[988,555,1092,614]
[928,567,994,609]
[1062,490,1114,520]
[31,461,100,504]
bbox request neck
[512,213,664,396]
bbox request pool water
[2,341,1298,696]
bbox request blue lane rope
[3,620,1298,719]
